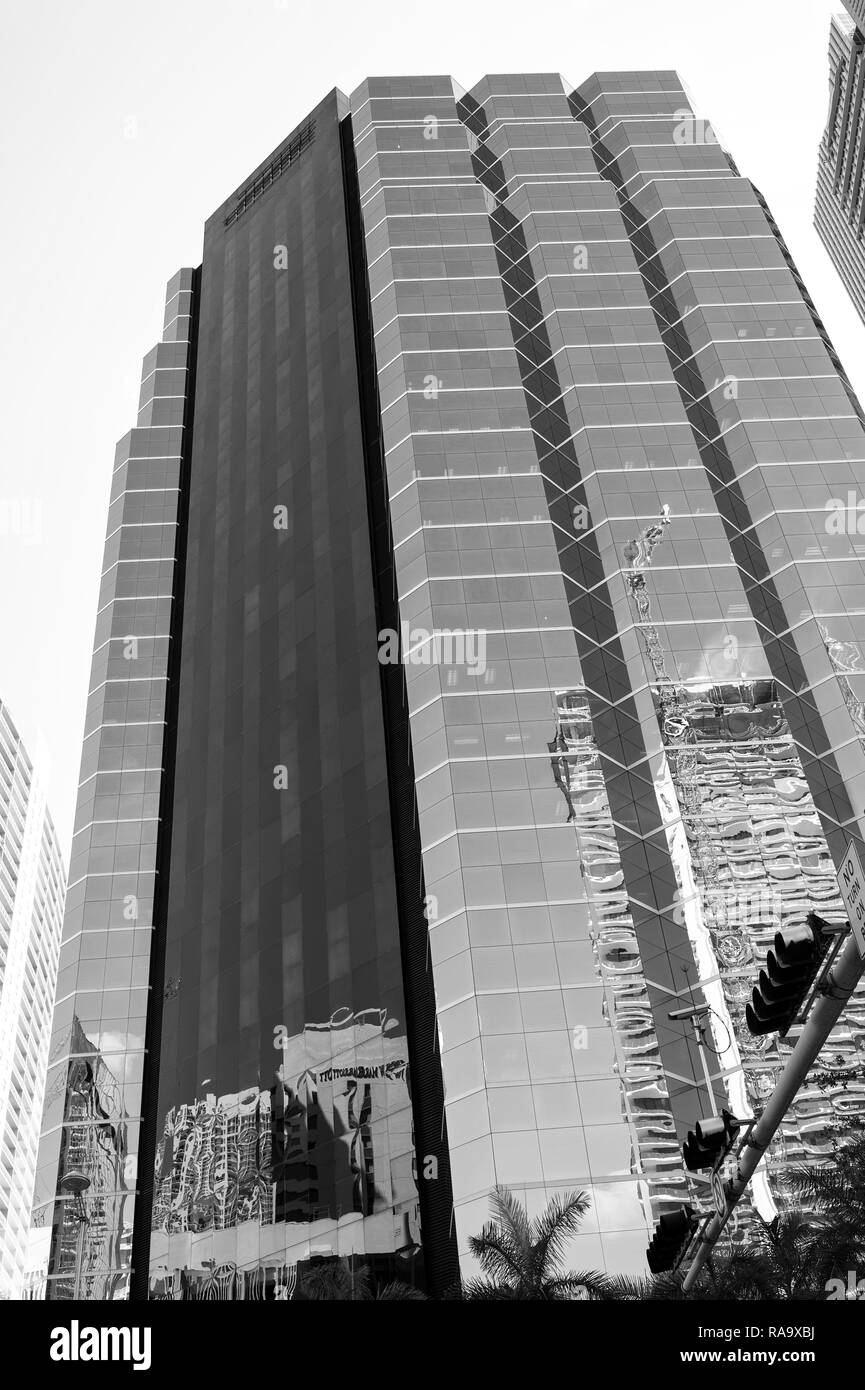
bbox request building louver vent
[224,120,316,226]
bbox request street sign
[837,841,865,960]
[711,1168,727,1219]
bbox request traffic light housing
[745,915,830,1037]
[646,1205,699,1275]
[682,1109,741,1172]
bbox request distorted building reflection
[29,1017,130,1300]
[149,1008,421,1299]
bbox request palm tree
[608,1246,776,1301]
[459,1185,609,1300]
[609,1208,830,1301]
[296,1259,426,1301]
[791,1133,865,1282]
[743,1209,826,1300]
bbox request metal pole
[681,929,865,1293]
[691,1014,719,1117]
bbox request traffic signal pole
[681,927,865,1293]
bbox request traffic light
[646,1205,699,1275]
[682,1109,741,1172]
[745,915,830,1037]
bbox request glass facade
[0,701,65,1298]
[30,271,195,1299]
[143,91,447,1300]
[816,3,865,325]
[32,69,865,1297]
[349,70,865,1276]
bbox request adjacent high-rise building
[816,2,865,323]
[0,700,65,1298]
[31,71,865,1301]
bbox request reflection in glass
[149,1008,422,1300]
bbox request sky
[1,0,863,858]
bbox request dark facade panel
[145,91,433,1299]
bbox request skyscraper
[816,2,865,324]
[33,71,865,1301]
[0,700,65,1299]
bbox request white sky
[1,0,863,858]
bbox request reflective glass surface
[35,69,865,1295]
[351,70,865,1276]
[30,268,194,1299]
[146,92,428,1299]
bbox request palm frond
[600,1274,661,1301]
[488,1184,533,1262]
[373,1280,427,1300]
[467,1221,526,1285]
[543,1270,611,1301]
[530,1189,592,1283]
[790,1135,865,1222]
[793,1166,864,1215]
[297,1261,355,1300]
[460,1277,523,1301]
